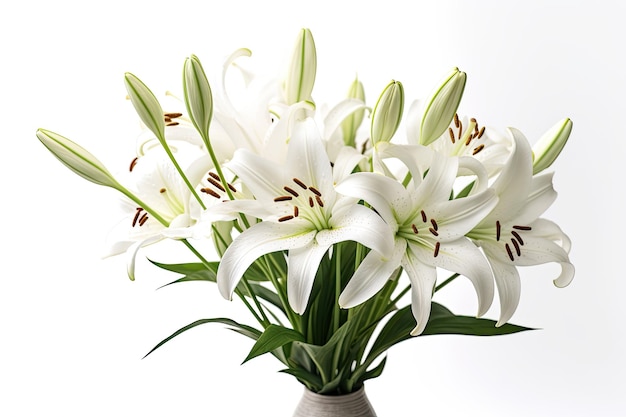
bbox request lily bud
[532,118,573,174]
[183,54,213,145]
[371,80,404,145]
[340,76,366,147]
[124,72,165,142]
[36,129,122,190]
[283,28,317,104]
[419,68,466,146]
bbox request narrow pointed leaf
[243,324,305,363]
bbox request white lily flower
[105,141,217,280]
[468,127,574,325]
[216,118,394,314]
[336,148,498,335]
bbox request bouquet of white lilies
[37,28,574,395]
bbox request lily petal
[217,222,316,300]
[287,241,331,314]
[401,247,437,336]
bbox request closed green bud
[532,118,573,174]
[124,72,165,143]
[183,54,214,147]
[341,76,366,147]
[419,68,466,146]
[283,28,317,104]
[36,129,122,190]
[371,80,404,145]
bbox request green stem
[435,273,459,292]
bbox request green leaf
[143,318,261,359]
[280,367,323,390]
[243,324,305,363]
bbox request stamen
[465,133,473,146]
[511,238,521,256]
[164,112,183,118]
[166,122,179,127]
[472,119,478,132]
[209,172,221,181]
[316,196,324,207]
[434,241,440,257]
[164,116,172,123]
[448,127,455,144]
[129,157,138,172]
[477,126,485,139]
[513,225,532,231]
[505,243,514,261]
[274,196,293,202]
[472,144,485,155]
[227,183,237,193]
[201,188,221,199]
[284,186,299,197]
[309,197,314,207]
[132,208,142,227]
[430,218,438,231]
[160,188,166,193]
[309,186,322,196]
[454,113,460,128]
[496,220,501,241]
[293,178,308,189]
[411,224,419,234]
[421,210,427,223]
[429,228,439,237]
[294,206,299,217]
[458,120,463,139]
[139,212,148,226]
[278,215,294,222]
[511,231,524,245]
[208,177,226,192]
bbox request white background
[2,1,624,416]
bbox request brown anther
[309,197,314,207]
[132,208,142,227]
[505,243,514,261]
[458,120,463,139]
[166,122,180,127]
[284,186,299,197]
[513,225,532,231]
[511,231,524,245]
[227,183,237,193]
[159,188,166,193]
[411,224,419,234]
[496,220,501,241]
[448,127,456,144]
[201,188,221,199]
[309,186,322,196]
[164,116,172,123]
[164,112,183,118]
[430,218,438,231]
[209,172,221,181]
[472,119,479,132]
[511,238,521,256]
[129,157,139,172]
[429,227,439,237]
[294,206,299,217]
[472,144,485,155]
[139,212,148,226]
[208,177,226,192]
[470,117,477,124]
[477,126,485,139]
[293,178,308,189]
[454,113,460,128]
[274,196,293,202]
[434,241,441,257]
[278,215,294,222]
[421,210,427,223]
[315,196,324,207]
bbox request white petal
[409,239,494,317]
[287,241,331,314]
[515,172,557,225]
[339,238,407,308]
[484,254,521,326]
[323,98,368,140]
[401,248,437,336]
[126,235,164,281]
[411,151,458,206]
[336,172,408,226]
[226,148,286,202]
[217,222,316,300]
[332,146,367,184]
[318,204,395,258]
